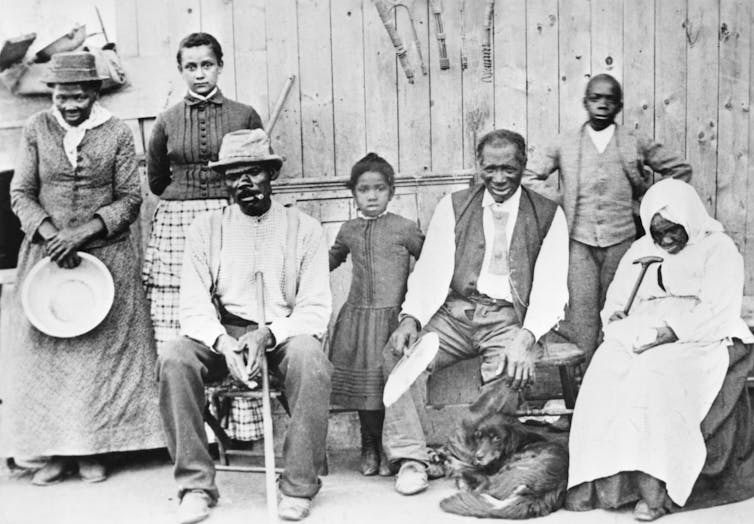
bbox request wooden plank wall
[1,0,753,290]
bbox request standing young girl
[329,153,424,476]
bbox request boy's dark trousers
[158,331,333,502]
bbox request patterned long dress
[0,110,163,457]
[142,90,265,440]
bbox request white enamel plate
[21,252,115,338]
[383,332,440,407]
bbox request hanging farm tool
[265,74,296,133]
[481,0,495,82]
[430,0,449,70]
[372,0,427,84]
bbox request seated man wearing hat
[158,129,332,523]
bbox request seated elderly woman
[566,179,754,521]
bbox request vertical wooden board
[135,0,172,57]
[389,191,419,222]
[331,0,367,178]
[265,0,303,178]
[429,0,463,172]
[461,0,495,168]
[115,0,139,57]
[363,0,399,166]
[124,119,144,157]
[623,0,655,135]
[141,118,156,149]
[166,0,202,52]
[590,0,623,81]
[493,0,527,135]
[525,0,559,169]
[137,164,159,258]
[298,0,335,178]
[295,199,322,221]
[199,0,237,99]
[558,0,591,132]
[654,0,687,154]
[716,0,750,251]
[747,7,754,294]
[324,220,352,331]
[0,128,22,168]
[397,1,431,175]
[685,0,719,213]
[232,0,269,119]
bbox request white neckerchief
[587,123,615,153]
[51,102,112,167]
[357,209,388,220]
[188,87,218,101]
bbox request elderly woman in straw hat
[1,51,163,485]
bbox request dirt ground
[1,448,753,524]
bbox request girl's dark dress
[329,212,423,410]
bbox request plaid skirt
[142,199,264,441]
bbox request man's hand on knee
[389,316,420,358]
[239,327,275,380]
[496,329,537,390]
[214,334,248,384]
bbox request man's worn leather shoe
[394,460,428,495]
[178,490,214,524]
[278,495,312,521]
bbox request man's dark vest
[450,184,558,322]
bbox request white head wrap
[639,179,724,246]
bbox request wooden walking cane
[248,271,277,522]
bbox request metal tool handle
[431,0,450,69]
[253,272,277,522]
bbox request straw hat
[208,129,283,179]
[43,51,109,85]
[21,252,115,338]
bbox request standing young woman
[1,52,163,484]
[143,32,262,352]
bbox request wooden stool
[203,377,330,475]
[204,376,287,473]
[515,342,586,418]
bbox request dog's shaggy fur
[439,389,569,519]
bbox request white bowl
[21,252,115,338]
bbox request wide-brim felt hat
[43,51,109,85]
[209,129,284,179]
[21,252,115,338]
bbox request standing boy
[527,74,691,359]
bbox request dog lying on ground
[439,389,569,519]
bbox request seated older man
[383,129,569,495]
[157,129,332,523]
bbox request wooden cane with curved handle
[623,256,663,315]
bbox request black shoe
[360,444,379,476]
